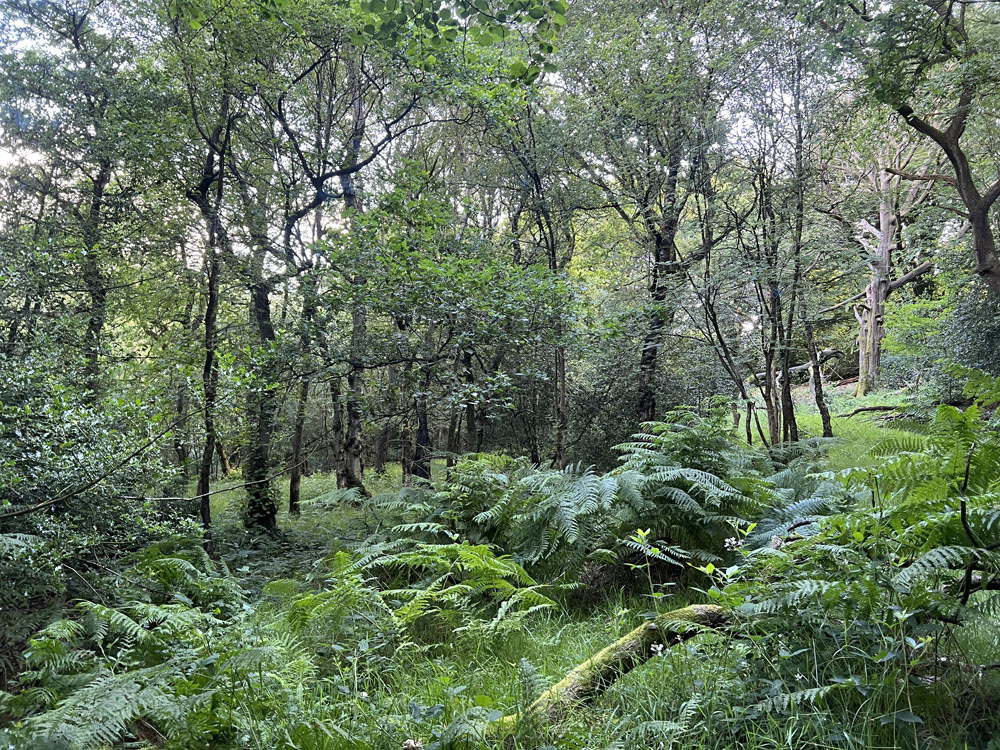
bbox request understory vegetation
[5,0,1000,746]
[3,389,1000,749]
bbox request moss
[491,604,731,736]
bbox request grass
[189,417,1000,750]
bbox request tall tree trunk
[82,159,112,400]
[341,329,367,491]
[186,99,233,546]
[759,291,783,447]
[804,321,833,438]
[779,271,800,444]
[288,378,309,515]
[374,422,391,473]
[288,277,318,514]
[445,412,461,468]
[898,101,1000,296]
[780,49,805,445]
[330,379,347,486]
[196,248,221,553]
[412,389,432,481]
[637,232,679,423]
[857,170,895,397]
[215,439,232,476]
[636,148,682,424]
[969,206,1000,296]
[554,344,569,469]
[244,280,279,532]
[400,425,413,482]
[338,53,368,495]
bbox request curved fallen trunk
[492,604,732,735]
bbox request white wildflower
[651,642,665,657]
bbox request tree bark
[857,170,895,397]
[288,277,318,514]
[412,390,432,481]
[636,225,679,424]
[554,344,569,469]
[338,53,369,496]
[373,421,391,474]
[804,321,833,438]
[897,101,1000,296]
[196,248,221,553]
[215,439,232,477]
[244,280,279,532]
[492,604,731,732]
[330,379,347,485]
[81,159,112,400]
[288,377,309,515]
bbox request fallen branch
[491,604,731,735]
[753,349,844,382]
[836,405,905,419]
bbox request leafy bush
[0,356,192,679]
[363,406,768,586]
[698,397,1000,736]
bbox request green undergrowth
[6,395,1000,749]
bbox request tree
[835,0,1000,296]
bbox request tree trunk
[244,280,279,532]
[196,248,221,553]
[288,277,318,514]
[804,321,833,438]
[636,148,682,424]
[857,171,895,397]
[761,349,781,446]
[400,425,414,482]
[554,344,569,469]
[780,52,804,444]
[637,233,679,424]
[897,102,1000,296]
[82,159,112,400]
[445,411,461,468]
[343,366,367,493]
[373,421,391,474]
[330,379,347,486]
[969,207,1000,297]
[492,605,731,732]
[412,388,432,481]
[288,377,309,515]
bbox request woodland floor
[190,386,1000,750]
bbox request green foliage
[366,406,767,583]
[0,355,192,679]
[696,402,1000,738]
[364,541,557,635]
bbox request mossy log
[492,604,732,735]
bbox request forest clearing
[3,0,1000,747]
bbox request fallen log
[753,349,844,382]
[836,405,904,419]
[491,604,732,735]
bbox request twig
[0,404,212,521]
